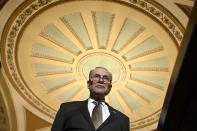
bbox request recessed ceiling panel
[93,11,114,48]
[61,13,93,50]
[40,24,81,55]
[112,18,144,53]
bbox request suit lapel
[79,100,118,130]
[79,100,95,130]
[97,104,117,130]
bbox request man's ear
[87,80,92,88]
[109,83,112,88]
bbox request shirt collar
[88,98,105,106]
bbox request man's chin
[94,90,109,96]
[92,89,103,94]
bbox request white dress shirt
[88,98,110,122]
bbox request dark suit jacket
[51,100,130,131]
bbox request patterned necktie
[91,101,103,129]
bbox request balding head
[89,67,112,82]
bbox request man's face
[88,68,112,97]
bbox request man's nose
[98,77,104,83]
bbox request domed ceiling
[0,0,193,130]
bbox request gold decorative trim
[2,0,56,118]
[129,109,161,129]
[148,0,185,34]
[128,0,183,48]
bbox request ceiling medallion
[76,51,127,87]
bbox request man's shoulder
[62,100,83,105]
[109,105,129,120]
[60,100,85,108]
[57,100,86,113]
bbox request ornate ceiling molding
[0,0,187,130]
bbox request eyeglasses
[91,74,111,83]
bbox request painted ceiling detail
[42,75,76,91]
[112,18,144,53]
[129,57,169,71]
[131,74,167,89]
[119,88,142,111]
[122,36,163,61]
[61,13,93,50]
[33,63,72,76]
[33,43,74,63]
[1,0,187,130]
[108,90,123,112]
[40,24,81,55]
[93,11,114,49]
[57,84,83,102]
[129,0,184,47]
[126,82,157,103]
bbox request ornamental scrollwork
[129,0,183,43]
[6,0,55,117]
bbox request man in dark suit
[51,67,130,131]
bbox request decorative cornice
[130,111,160,129]
[128,0,183,48]
[3,0,56,118]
